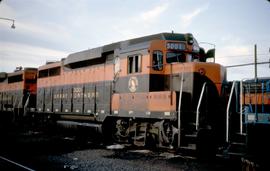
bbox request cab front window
[152,50,163,71]
[166,52,185,63]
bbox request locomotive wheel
[153,120,177,148]
[112,119,130,143]
[162,121,174,145]
[102,117,131,144]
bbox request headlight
[193,45,200,53]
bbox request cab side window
[128,55,141,74]
[152,50,163,71]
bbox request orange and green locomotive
[34,33,226,154]
[0,68,37,122]
[0,32,227,157]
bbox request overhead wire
[217,53,269,59]
[225,61,270,68]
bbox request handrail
[196,82,207,130]
[13,96,18,111]
[240,80,243,134]
[177,71,184,148]
[226,81,236,143]
[23,94,30,117]
[239,78,250,135]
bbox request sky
[0,0,270,80]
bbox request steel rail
[0,156,35,171]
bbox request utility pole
[254,44,257,81]
[254,44,258,121]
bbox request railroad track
[0,156,35,171]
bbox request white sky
[0,0,270,80]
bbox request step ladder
[179,122,198,156]
[177,82,206,155]
[227,132,247,158]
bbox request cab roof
[64,32,193,65]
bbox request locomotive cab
[143,34,227,153]
[148,34,226,115]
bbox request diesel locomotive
[0,68,37,122]
[0,32,228,156]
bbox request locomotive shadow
[0,122,104,158]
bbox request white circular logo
[128,77,138,92]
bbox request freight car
[0,32,227,157]
[241,78,270,122]
[225,78,270,158]
[213,77,270,170]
